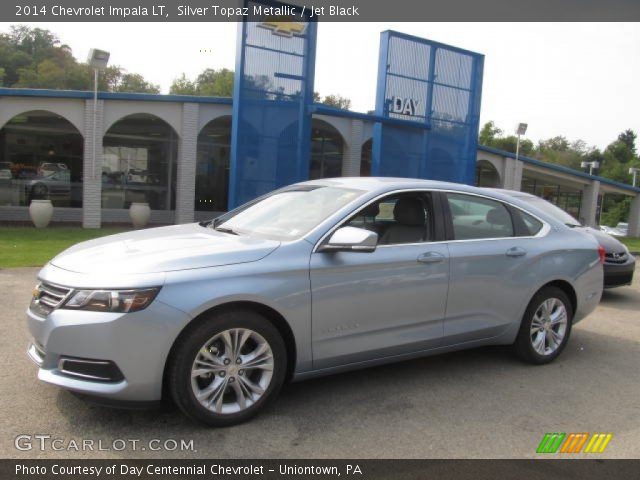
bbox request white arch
[197,104,233,133]
[476,158,503,187]
[476,155,503,178]
[0,97,85,135]
[312,114,351,150]
[102,101,182,135]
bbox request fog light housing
[58,357,124,382]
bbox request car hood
[577,226,626,252]
[50,223,280,274]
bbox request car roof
[484,188,536,199]
[297,177,544,207]
[299,176,488,194]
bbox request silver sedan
[27,178,604,426]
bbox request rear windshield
[518,196,580,227]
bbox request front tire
[168,309,287,427]
[513,286,573,365]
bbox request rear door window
[446,193,514,240]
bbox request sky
[2,22,639,151]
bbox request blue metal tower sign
[372,31,484,185]
[228,0,317,208]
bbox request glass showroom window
[102,114,177,210]
[0,110,83,208]
[475,160,501,188]
[521,175,583,220]
[309,120,344,180]
[196,116,231,212]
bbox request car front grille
[30,281,72,316]
[605,252,628,265]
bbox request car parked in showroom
[493,189,635,288]
[26,169,71,205]
[0,161,13,182]
[27,178,603,426]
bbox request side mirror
[319,226,378,253]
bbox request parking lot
[1,266,638,459]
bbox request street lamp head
[581,160,599,171]
[87,49,110,69]
[516,123,528,136]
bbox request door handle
[505,247,527,258]
[417,252,445,264]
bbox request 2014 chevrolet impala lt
[27,178,604,426]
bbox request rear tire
[513,286,573,365]
[168,309,287,427]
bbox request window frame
[440,191,550,242]
[315,189,448,251]
[507,205,544,237]
[313,188,550,253]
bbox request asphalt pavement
[1,266,638,459]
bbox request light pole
[87,49,110,179]
[515,123,528,164]
[629,167,640,187]
[580,160,600,176]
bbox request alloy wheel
[190,328,274,414]
[530,298,568,356]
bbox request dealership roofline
[0,87,233,104]
[478,145,640,194]
[1,87,638,195]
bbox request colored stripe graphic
[560,433,589,453]
[538,433,613,454]
[584,433,613,453]
[537,433,566,453]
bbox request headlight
[62,288,160,313]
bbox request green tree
[617,129,637,154]
[113,73,160,94]
[0,25,159,93]
[170,68,234,96]
[600,196,631,227]
[197,68,234,97]
[171,69,352,110]
[479,121,503,145]
[320,94,351,110]
[478,121,533,156]
[169,73,198,95]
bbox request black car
[493,189,635,289]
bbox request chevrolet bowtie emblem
[258,19,307,38]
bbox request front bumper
[27,299,192,402]
[603,257,635,288]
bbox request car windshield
[211,185,365,241]
[517,195,581,227]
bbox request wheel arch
[535,279,577,317]
[162,300,297,400]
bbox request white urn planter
[29,199,53,228]
[129,202,151,228]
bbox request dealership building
[1,23,639,236]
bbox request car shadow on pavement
[600,287,640,311]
